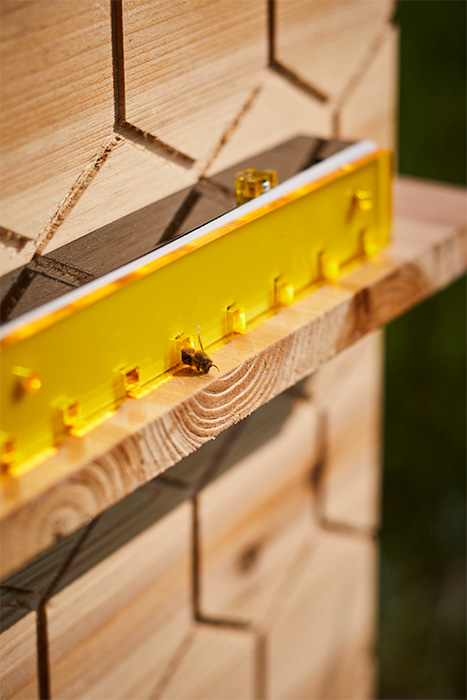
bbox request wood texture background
[1,0,396,272]
[1,1,466,699]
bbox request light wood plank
[275,0,394,101]
[207,72,331,176]
[164,387,298,492]
[0,0,114,242]
[339,28,398,149]
[394,176,467,230]
[40,139,197,255]
[0,239,35,279]
[158,625,257,700]
[123,0,267,165]
[47,503,192,700]
[199,400,319,624]
[0,478,186,634]
[266,531,377,700]
[1,179,465,579]
[0,613,38,700]
[310,331,383,530]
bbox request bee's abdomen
[181,347,196,366]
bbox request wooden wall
[1,1,398,697]
[0,0,397,274]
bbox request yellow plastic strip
[0,149,392,472]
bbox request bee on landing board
[181,326,219,375]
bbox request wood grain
[0,613,38,700]
[0,477,187,634]
[0,237,36,279]
[40,139,198,255]
[47,503,192,700]
[158,625,257,700]
[0,0,114,242]
[0,0,399,274]
[198,400,319,624]
[162,386,297,493]
[266,531,377,700]
[207,73,331,176]
[123,0,267,165]
[275,0,394,101]
[0,179,465,579]
[394,177,467,230]
[310,331,383,531]
[338,28,398,149]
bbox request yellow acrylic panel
[0,150,392,472]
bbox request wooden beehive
[0,2,465,699]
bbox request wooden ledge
[1,177,465,579]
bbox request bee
[181,326,219,375]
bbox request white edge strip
[1,140,377,340]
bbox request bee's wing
[197,324,205,353]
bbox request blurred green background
[379,1,466,699]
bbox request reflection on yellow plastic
[320,254,340,284]
[120,366,141,397]
[227,304,247,334]
[353,188,373,212]
[175,333,194,350]
[0,150,393,473]
[235,169,278,205]
[362,230,379,257]
[56,399,81,432]
[0,433,15,470]
[276,279,295,306]
[12,366,42,396]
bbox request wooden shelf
[1,176,465,580]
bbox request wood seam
[255,630,268,700]
[315,413,379,539]
[25,269,76,290]
[202,85,263,175]
[36,604,50,700]
[302,390,380,539]
[332,24,394,138]
[267,0,275,66]
[115,122,196,169]
[308,408,328,523]
[267,0,329,103]
[110,0,126,125]
[319,518,378,540]
[149,629,197,700]
[29,257,95,288]
[269,62,329,104]
[0,227,34,251]
[34,135,123,254]
[110,0,197,168]
[150,484,265,698]
[34,521,98,700]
